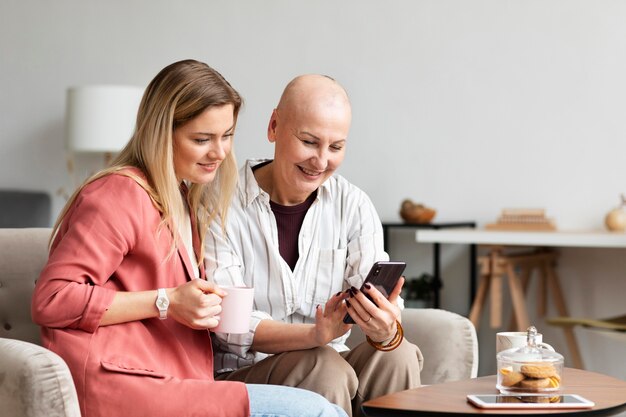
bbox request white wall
[2,0,625,380]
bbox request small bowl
[400,208,437,224]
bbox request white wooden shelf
[416,228,626,248]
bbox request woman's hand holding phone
[343,261,406,324]
[345,276,404,343]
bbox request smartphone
[467,394,595,409]
[343,261,406,324]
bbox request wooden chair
[468,247,584,369]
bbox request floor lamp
[62,85,143,198]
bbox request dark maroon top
[270,191,317,270]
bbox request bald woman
[206,75,423,417]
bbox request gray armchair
[0,228,478,417]
[0,228,80,417]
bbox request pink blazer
[31,171,249,417]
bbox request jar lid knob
[526,325,538,347]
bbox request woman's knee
[307,346,358,384]
[387,340,423,370]
[247,384,347,417]
[348,339,422,382]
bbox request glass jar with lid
[496,326,564,394]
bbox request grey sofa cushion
[346,308,478,384]
[0,190,51,228]
[0,228,50,344]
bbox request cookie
[500,368,525,387]
[520,363,557,379]
[548,376,561,388]
[519,377,551,390]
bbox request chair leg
[506,263,531,331]
[508,265,532,330]
[490,272,503,328]
[469,272,491,330]
[546,264,584,369]
[536,263,547,318]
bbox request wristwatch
[156,288,169,320]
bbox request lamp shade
[66,85,144,153]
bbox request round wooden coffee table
[362,368,626,417]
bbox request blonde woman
[32,60,346,417]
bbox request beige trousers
[216,339,423,417]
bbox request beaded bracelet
[366,320,404,352]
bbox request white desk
[415,227,626,307]
[416,228,626,248]
[415,228,626,369]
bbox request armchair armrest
[345,308,478,384]
[0,338,80,417]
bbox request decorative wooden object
[486,208,556,231]
[605,194,626,232]
[399,199,436,224]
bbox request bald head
[262,74,351,205]
[276,74,351,122]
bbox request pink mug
[213,286,254,334]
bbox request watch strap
[156,288,169,320]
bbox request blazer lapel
[176,184,206,281]
[190,213,206,280]
[176,235,197,282]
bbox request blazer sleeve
[32,174,150,332]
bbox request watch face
[157,298,169,309]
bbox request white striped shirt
[205,159,390,374]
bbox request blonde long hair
[52,60,242,264]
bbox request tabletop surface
[382,221,477,228]
[362,368,626,417]
[415,228,626,248]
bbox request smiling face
[266,75,351,205]
[173,104,235,185]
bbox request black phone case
[343,261,406,324]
